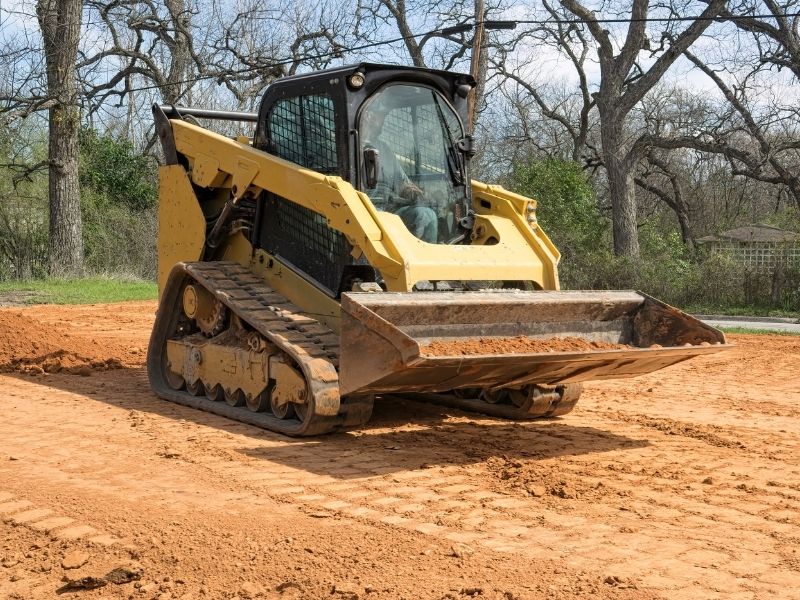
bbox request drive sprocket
[182,283,227,336]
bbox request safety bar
[157,105,258,122]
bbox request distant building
[697,223,800,271]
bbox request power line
[59,10,800,98]
[516,11,800,25]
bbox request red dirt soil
[422,335,629,356]
[0,301,798,600]
[0,302,151,375]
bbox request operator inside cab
[360,84,469,244]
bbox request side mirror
[363,147,380,189]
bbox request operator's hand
[399,183,424,203]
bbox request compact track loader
[148,63,729,436]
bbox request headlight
[348,72,365,89]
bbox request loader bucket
[338,290,729,396]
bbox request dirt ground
[0,302,798,600]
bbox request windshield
[359,84,468,244]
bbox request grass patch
[719,326,800,336]
[0,277,157,305]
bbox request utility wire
[68,10,800,97]
[516,11,800,25]
[119,28,449,93]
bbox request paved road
[700,317,800,333]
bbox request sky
[0,0,34,30]
[2,0,797,123]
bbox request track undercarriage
[148,261,587,436]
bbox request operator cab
[251,63,474,297]
[359,83,471,243]
[253,63,475,245]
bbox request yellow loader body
[148,63,728,436]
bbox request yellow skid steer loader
[148,63,728,436]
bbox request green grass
[719,326,800,336]
[0,277,157,305]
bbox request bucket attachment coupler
[338,290,728,396]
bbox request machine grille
[260,194,351,296]
[259,92,350,294]
[267,94,338,174]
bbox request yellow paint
[157,166,206,295]
[269,355,307,406]
[166,337,269,399]
[221,232,252,267]
[159,119,563,315]
[166,121,560,292]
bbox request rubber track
[147,261,372,436]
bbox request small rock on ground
[61,550,90,570]
[526,484,547,497]
[450,543,474,559]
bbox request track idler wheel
[481,388,508,404]
[269,395,296,420]
[186,380,204,396]
[246,389,271,413]
[205,384,224,402]
[293,402,308,423]
[165,369,185,391]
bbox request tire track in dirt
[1,302,799,599]
[3,367,799,599]
[0,372,653,600]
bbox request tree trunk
[164,0,191,105]
[37,0,83,276]
[786,178,800,212]
[600,118,640,257]
[674,206,694,251]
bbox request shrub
[81,188,157,280]
[79,129,158,211]
[78,130,158,279]
[508,159,607,263]
[0,196,49,280]
[0,128,158,281]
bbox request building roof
[697,223,800,244]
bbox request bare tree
[635,151,695,248]
[355,0,483,68]
[645,49,800,212]
[558,0,726,257]
[37,0,84,275]
[355,0,503,131]
[721,0,800,79]
[492,0,596,164]
[367,0,428,66]
[78,0,202,115]
[660,1,800,211]
[208,0,354,105]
